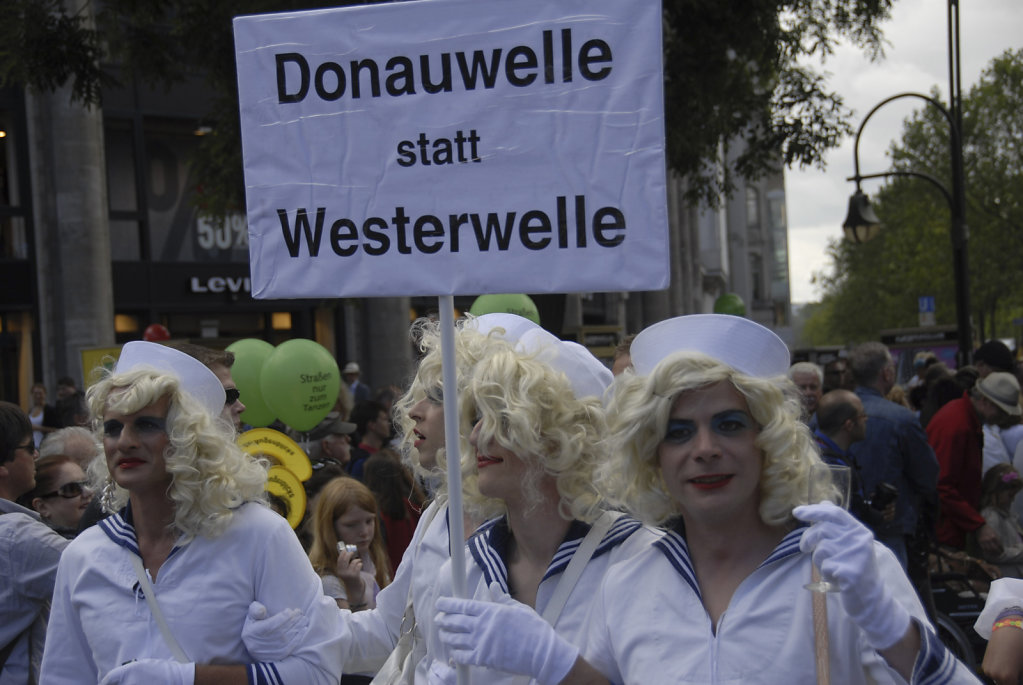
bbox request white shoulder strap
[130,554,190,663]
[540,510,621,625]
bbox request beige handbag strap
[541,510,620,625]
[131,555,190,663]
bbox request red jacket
[926,392,984,548]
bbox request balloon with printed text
[260,339,340,432]
[225,338,278,427]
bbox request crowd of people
[5,313,1023,684]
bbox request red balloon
[143,323,171,342]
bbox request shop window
[745,186,759,230]
[110,219,141,261]
[105,119,138,212]
[0,216,28,259]
[145,119,249,264]
[0,109,28,259]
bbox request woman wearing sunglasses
[21,455,92,537]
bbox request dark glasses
[39,480,90,499]
[225,388,241,406]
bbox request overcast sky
[785,0,1021,304]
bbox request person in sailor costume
[432,315,979,685]
[41,341,345,685]
[427,329,659,685]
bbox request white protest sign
[234,0,668,298]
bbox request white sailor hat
[115,341,226,418]
[517,328,613,400]
[630,314,790,379]
[468,313,541,344]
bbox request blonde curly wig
[87,367,268,540]
[464,344,606,524]
[393,317,511,495]
[602,351,821,527]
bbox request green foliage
[0,0,109,103]
[805,48,1023,343]
[2,0,894,216]
[663,0,892,205]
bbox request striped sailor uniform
[581,525,979,685]
[40,501,345,684]
[422,512,660,685]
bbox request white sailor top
[40,501,345,684]
[581,524,980,685]
[423,513,661,685]
[344,498,453,682]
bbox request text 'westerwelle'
[278,196,625,258]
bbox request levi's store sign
[189,276,252,294]
[233,0,668,299]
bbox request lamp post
[842,1,971,367]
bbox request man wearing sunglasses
[170,343,248,433]
[0,401,70,684]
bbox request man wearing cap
[907,351,938,389]
[974,340,1016,379]
[343,362,372,404]
[293,412,356,470]
[927,371,1023,554]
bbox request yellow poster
[79,346,123,388]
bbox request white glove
[434,582,578,685]
[427,659,458,685]
[241,601,309,661]
[794,502,912,650]
[99,658,194,685]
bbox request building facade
[0,68,791,407]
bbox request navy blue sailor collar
[98,500,186,560]
[654,517,804,599]
[468,512,642,594]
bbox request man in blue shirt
[815,389,892,532]
[847,342,939,570]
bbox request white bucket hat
[976,372,1022,416]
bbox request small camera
[337,542,359,556]
[869,482,898,511]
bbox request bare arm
[195,665,248,685]
[982,621,1023,683]
[878,621,921,682]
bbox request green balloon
[226,339,277,427]
[713,293,747,317]
[260,339,341,432]
[468,294,541,325]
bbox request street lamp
[842,1,971,366]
